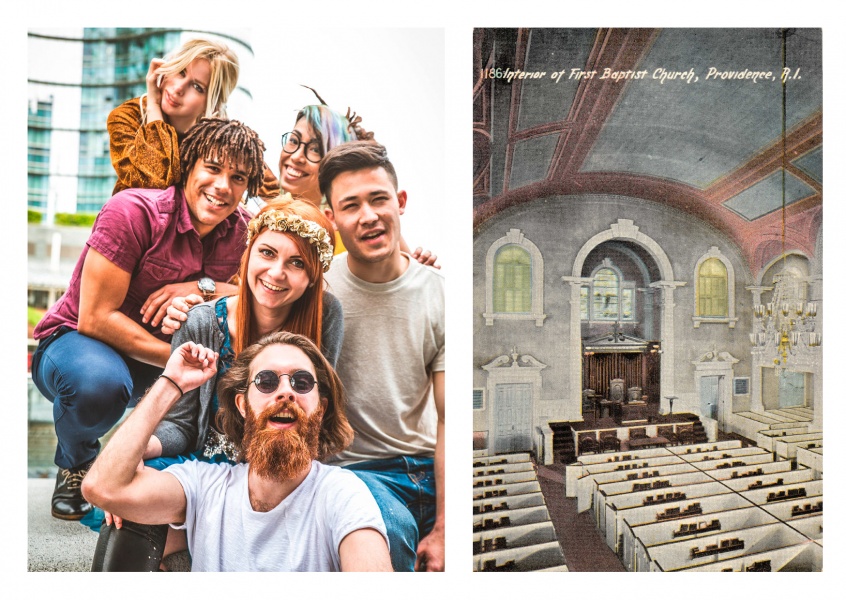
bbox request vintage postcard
[472,28,822,572]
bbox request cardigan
[107,97,281,198]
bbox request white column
[746,286,771,413]
[639,287,656,340]
[749,355,765,412]
[746,286,768,307]
[650,280,686,414]
[809,273,823,432]
[562,276,591,421]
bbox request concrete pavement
[28,477,98,572]
[28,477,190,572]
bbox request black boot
[51,459,94,520]
[91,519,169,572]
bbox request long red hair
[232,196,333,355]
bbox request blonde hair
[141,38,239,125]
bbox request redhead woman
[89,196,339,571]
[108,38,279,198]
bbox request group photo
[26,26,449,573]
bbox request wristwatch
[198,277,216,302]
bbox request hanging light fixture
[749,29,821,372]
[750,278,820,370]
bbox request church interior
[471,28,822,572]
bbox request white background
[7,0,845,596]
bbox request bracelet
[158,374,184,397]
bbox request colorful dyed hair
[296,104,360,158]
[232,196,334,356]
[141,38,239,125]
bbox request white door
[779,371,805,407]
[493,383,533,454]
[699,376,719,420]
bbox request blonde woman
[108,38,277,197]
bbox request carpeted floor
[535,463,626,572]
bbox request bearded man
[82,332,392,572]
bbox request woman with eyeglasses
[90,195,341,571]
[267,88,436,265]
[108,37,279,197]
[276,97,365,209]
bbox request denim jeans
[344,455,436,572]
[31,328,161,469]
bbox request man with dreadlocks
[32,117,266,521]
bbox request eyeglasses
[250,370,317,395]
[281,132,323,163]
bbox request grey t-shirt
[165,460,387,571]
[324,254,445,465]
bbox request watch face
[199,277,215,293]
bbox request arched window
[484,229,546,326]
[581,259,634,322]
[493,245,531,313]
[592,266,620,320]
[693,247,737,328]
[697,258,727,317]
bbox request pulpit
[582,331,660,414]
[609,379,625,402]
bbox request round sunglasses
[250,370,317,395]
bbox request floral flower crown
[246,204,334,272]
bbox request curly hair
[215,332,354,461]
[179,117,266,198]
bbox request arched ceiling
[473,28,822,278]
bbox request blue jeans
[344,456,436,572]
[31,328,161,469]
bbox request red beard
[242,399,323,482]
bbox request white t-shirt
[165,460,387,571]
[324,254,446,465]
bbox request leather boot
[91,518,169,572]
[51,459,94,520]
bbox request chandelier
[749,29,821,372]
[750,270,820,370]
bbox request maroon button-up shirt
[34,186,249,343]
